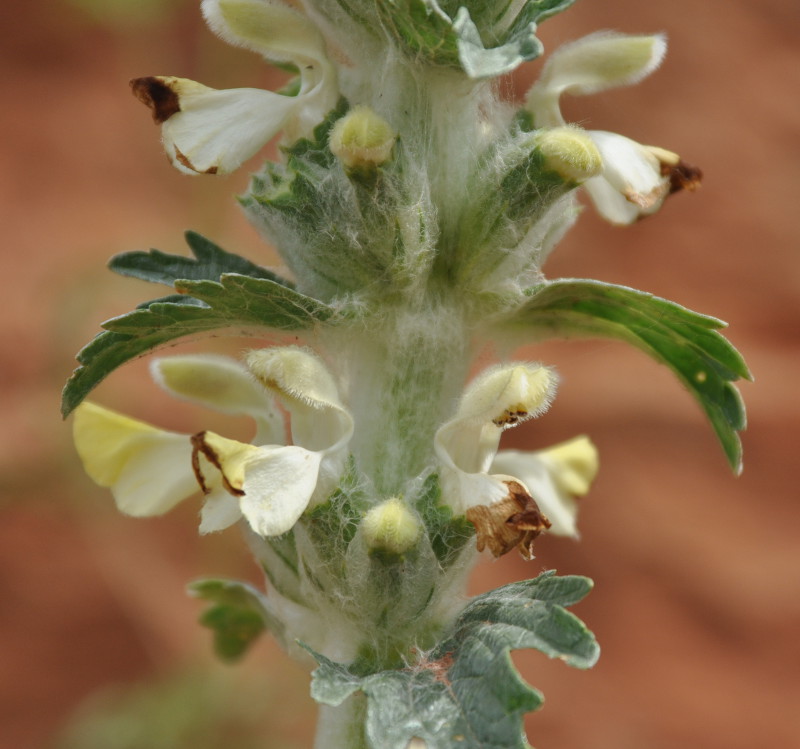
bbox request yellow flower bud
[361,497,420,555]
[535,127,602,182]
[329,105,396,171]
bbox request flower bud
[534,127,602,183]
[361,497,421,555]
[329,105,396,172]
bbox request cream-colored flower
[73,349,353,537]
[433,363,598,556]
[525,31,699,224]
[131,0,337,175]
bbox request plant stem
[313,695,369,749]
[329,302,469,495]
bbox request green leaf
[374,0,462,68]
[306,571,598,749]
[453,0,576,79]
[188,579,282,662]
[61,274,333,417]
[413,473,475,570]
[505,279,752,472]
[109,230,292,288]
[372,0,575,78]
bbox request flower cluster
[74,349,596,555]
[72,0,707,575]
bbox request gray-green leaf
[371,0,574,78]
[502,279,752,472]
[454,0,575,78]
[188,579,282,662]
[306,571,598,749]
[61,274,332,417]
[109,230,292,288]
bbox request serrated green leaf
[503,279,752,472]
[305,571,598,749]
[109,230,292,288]
[61,274,333,417]
[188,579,282,662]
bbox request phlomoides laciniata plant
[64,0,750,746]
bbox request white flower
[525,31,700,224]
[72,348,353,537]
[434,363,598,556]
[131,0,338,175]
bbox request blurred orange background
[1,0,798,747]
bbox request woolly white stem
[313,696,369,749]
[329,302,470,495]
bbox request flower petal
[585,131,671,224]
[239,446,323,536]
[131,76,295,175]
[202,0,328,68]
[199,487,244,533]
[73,402,198,517]
[191,430,324,537]
[151,355,284,445]
[246,347,353,454]
[435,363,557,475]
[491,436,599,537]
[201,0,338,141]
[526,32,666,127]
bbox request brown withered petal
[661,159,703,195]
[466,480,551,560]
[130,77,181,124]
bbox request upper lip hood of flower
[72,348,353,538]
[131,0,338,175]
[525,31,701,224]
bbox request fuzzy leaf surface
[453,0,575,78]
[62,274,332,416]
[505,279,752,471]
[109,230,292,288]
[189,579,281,662]
[374,0,573,77]
[306,571,598,749]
